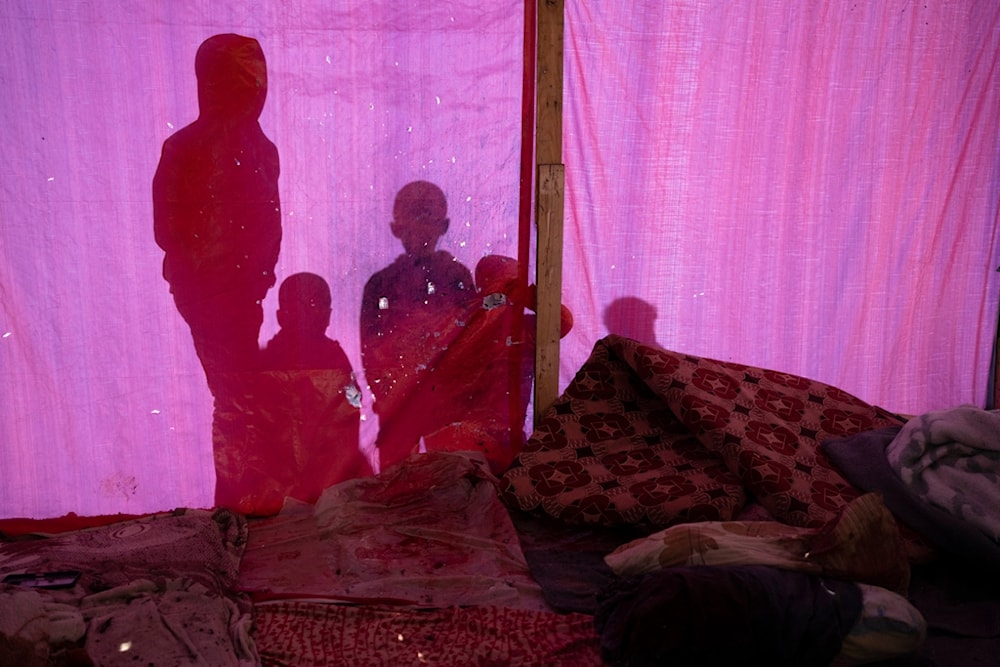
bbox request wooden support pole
[535,164,565,418]
[534,0,565,420]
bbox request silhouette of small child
[360,181,475,469]
[262,272,353,372]
[217,271,369,513]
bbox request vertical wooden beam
[534,0,565,420]
[535,164,565,418]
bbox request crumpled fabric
[0,588,86,663]
[886,406,1000,542]
[81,578,256,666]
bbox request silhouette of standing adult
[360,181,475,470]
[153,34,281,396]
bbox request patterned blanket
[254,601,601,667]
[500,335,905,532]
[886,406,1000,543]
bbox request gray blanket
[886,406,1000,544]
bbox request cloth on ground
[0,508,255,665]
[237,451,549,610]
[253,600,602,667]
[509,509,644,614]
[82,578,256,666]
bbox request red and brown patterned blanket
[254,601,602,667]
[500,335,906,532]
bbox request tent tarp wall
[559,1,1000,415]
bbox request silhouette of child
[262,272,354,373]
[360,181,475,470]
[419,255,573,472]
[153,33,281,394]
[214,272,369,514]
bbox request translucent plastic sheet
[1,1,527,517]
[561,1,1000,418]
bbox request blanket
[501,335,905,532]
[885,406,1000,543]
[238,451,548,611]
[0,509,255,665]
[594,564,863,667]
[254,601,602,667]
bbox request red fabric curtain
[2,1,998,519]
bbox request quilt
[500,335,906,531]
[885,405,1000,543]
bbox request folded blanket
[238,451,548,611]
[886,406,1000,543]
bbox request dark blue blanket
[594,564,862,667]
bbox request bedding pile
[823,407,1000,569]
[237,450,603,665]
[498,335,999,665]
[2,334,998,665]
[0,508,255,665]
[499,334,908,533]
[237,450,548,610]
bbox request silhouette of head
[276,272,332,336]
[604,296,658,344]
[475,255,519,294]
[390,181,449,257]
[195,34,268,120]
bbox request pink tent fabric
[1,1,998,519]
[560,1,1000,417]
